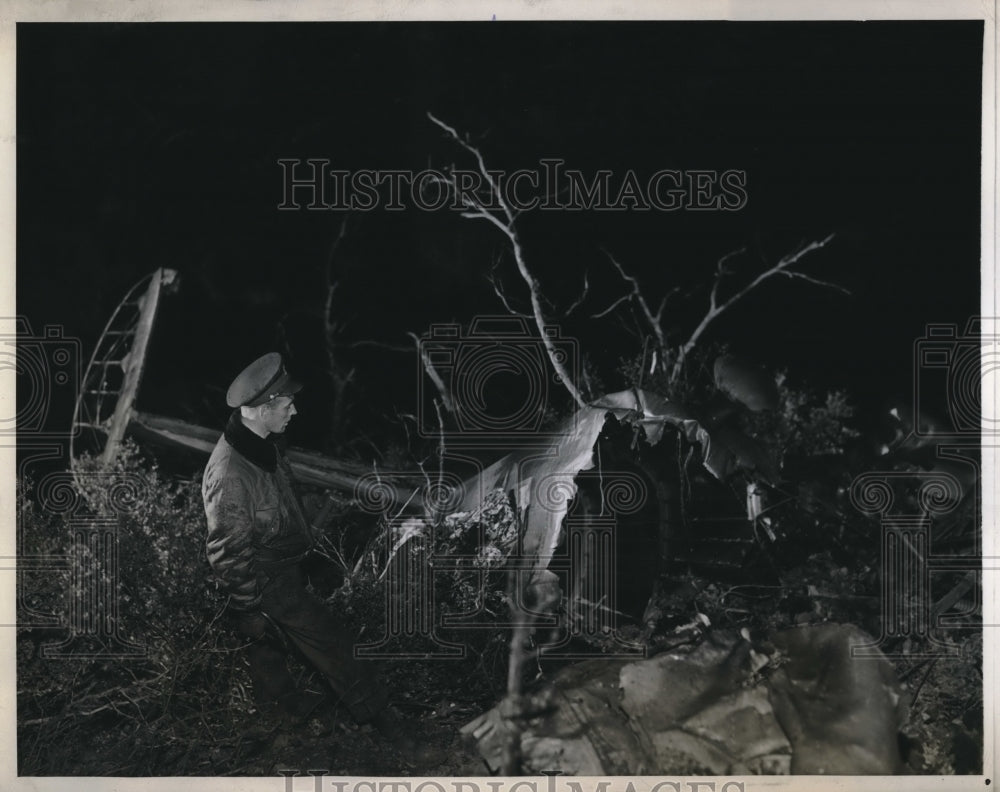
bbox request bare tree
[407,330,456,415]
[595,235,847,388]
[594,249,679,378]
[427,112,587,409]
[669,235,844,383]
[322,217,358,452]
[427,114,847,409]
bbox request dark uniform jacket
[202,411,315,611]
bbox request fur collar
[224,410,278,472]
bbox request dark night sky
[16,21,984,451]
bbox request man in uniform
[202,352,393,729]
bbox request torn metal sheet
[456,388,776,587]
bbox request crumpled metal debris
[455,388,777,605]
[462,623,909,775]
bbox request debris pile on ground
[463,623,909,775]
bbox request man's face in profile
[262,395,297,435]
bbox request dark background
[16,21,984,455]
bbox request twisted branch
[670,234,844,382]
[428,112,586,408]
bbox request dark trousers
[246,567,387,723]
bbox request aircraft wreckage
[71,268,780,614]
[69,269,916,775]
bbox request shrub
[17,440,250,775]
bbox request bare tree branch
[342,339,414,353]
[591,293,633,319]
[598,249,671,371]
[564,271,589,317]
[323,216,358,449]
[428,112,586,408]
[670,234,839,383]
[486,266,530,318]
[408,330,456,414]
[777,269,852,293]
[501,568,530,776]
[580,361,596,401]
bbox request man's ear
[240,405,261,420]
